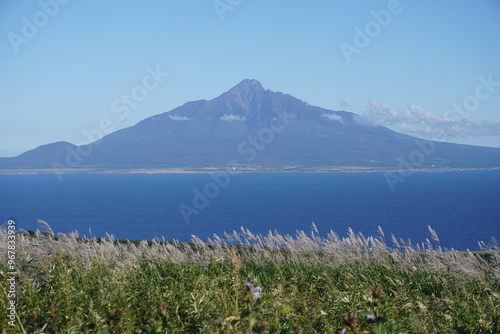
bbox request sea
[1,171,499,251]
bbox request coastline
[0,166,499,175]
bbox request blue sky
[1,0,499,157]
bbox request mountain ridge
[1,79,500,172]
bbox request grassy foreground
[1,222,499,333]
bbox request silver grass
[0,223,497,282]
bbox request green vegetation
[1,222,499,333]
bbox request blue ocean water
[1,171,499,250]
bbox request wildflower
[366,314,376,320]
[246,282,263,299]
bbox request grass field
[1,221,499,333]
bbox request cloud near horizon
[220,114,246,122]
[364,101,500,139]
[168,114,190,121]
[322,113,344,122]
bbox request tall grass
[1,221,499,333]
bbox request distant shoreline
[0,166,499,175]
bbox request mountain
[1,79,500,172]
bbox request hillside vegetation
[1,221,499,333]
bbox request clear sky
[1,0,499,157]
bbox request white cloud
[168,114,190,121]
[322,113,344,122]
[220,114,246,121]
[364,101,500,139]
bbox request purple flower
[366,314,376,320]
[340,329,347,334]
[246,282,263,299]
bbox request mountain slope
[1,79,500,171]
